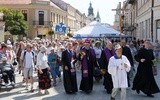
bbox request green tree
[0,8,28,38]
[67,33,73,37]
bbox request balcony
[128,0,135,4]
[33,21,50,26]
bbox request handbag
[57,58,62,66]
[152,66,157,76]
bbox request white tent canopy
[73,21,120,38]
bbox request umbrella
[73,21,120,38]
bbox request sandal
[30,86,34,92]
[45,90,49,95]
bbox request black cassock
[132,48,160,95]
[79,47,96,93]
[62,50,78,94]
[100,48,115,94]
[122,46,134,87]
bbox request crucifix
[112,2,128,41]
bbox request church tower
[96,10,101,22]
[87,2,95,24]
[88,2,94,17]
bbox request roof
[0,0,31,4]
[50,0,67,11]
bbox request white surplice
[108,55,131,88]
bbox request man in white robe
[108,44,131,100]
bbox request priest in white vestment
[108,44,131,100]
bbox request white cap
[114,44,121,50]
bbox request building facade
[0,0,87,39]
[113,3,121,31]
[153,0,160,41]
[122,0,138,39]
[120,0,160,42]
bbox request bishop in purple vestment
[79,39,97,94]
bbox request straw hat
[40,46,47,52]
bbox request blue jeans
[50,64,60,83]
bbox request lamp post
[67,27,71,37]
[50,21,53,30]
[49,21,54,41]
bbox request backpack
[23,51,35,64]
[23,51,34,60]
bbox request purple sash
[81,47,95,77]
[104,48,115,62]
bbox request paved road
[0,63,160,100]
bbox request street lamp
[49,21,54,41]
[68,27,71,34]
[50,21,53,30]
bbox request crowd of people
[0,37,160,100]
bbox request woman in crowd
[37,46,51,95]
[62,42,78,94]
[48,47,61,86]
[93,41,102,82]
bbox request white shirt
[93,47,102,59]
[20,51,34,68]
[37,52,48,69]
[46,47,52,55]
[108,55,131,88]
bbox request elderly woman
[37,46,51,95]
[48,47,61,86]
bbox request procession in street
[0,0,160,100]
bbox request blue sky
[63,0,124,25]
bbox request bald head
[106,41,113,49]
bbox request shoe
[110,96,115,100]
[59,78,61,82]
[5,84,8,88]
[107,90,112,94]
[136,89,140,94]
[30,86,34,92]
[66,91,73,94]
[147,94,154,97]
[85,90,91,94]
[53,83,56,87]
[25,85,28,90]
[11,81,15,85]
[38,91,42,95]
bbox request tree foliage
[0,8,28,36]
[48,30,54,35]
[67,33,73,37]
